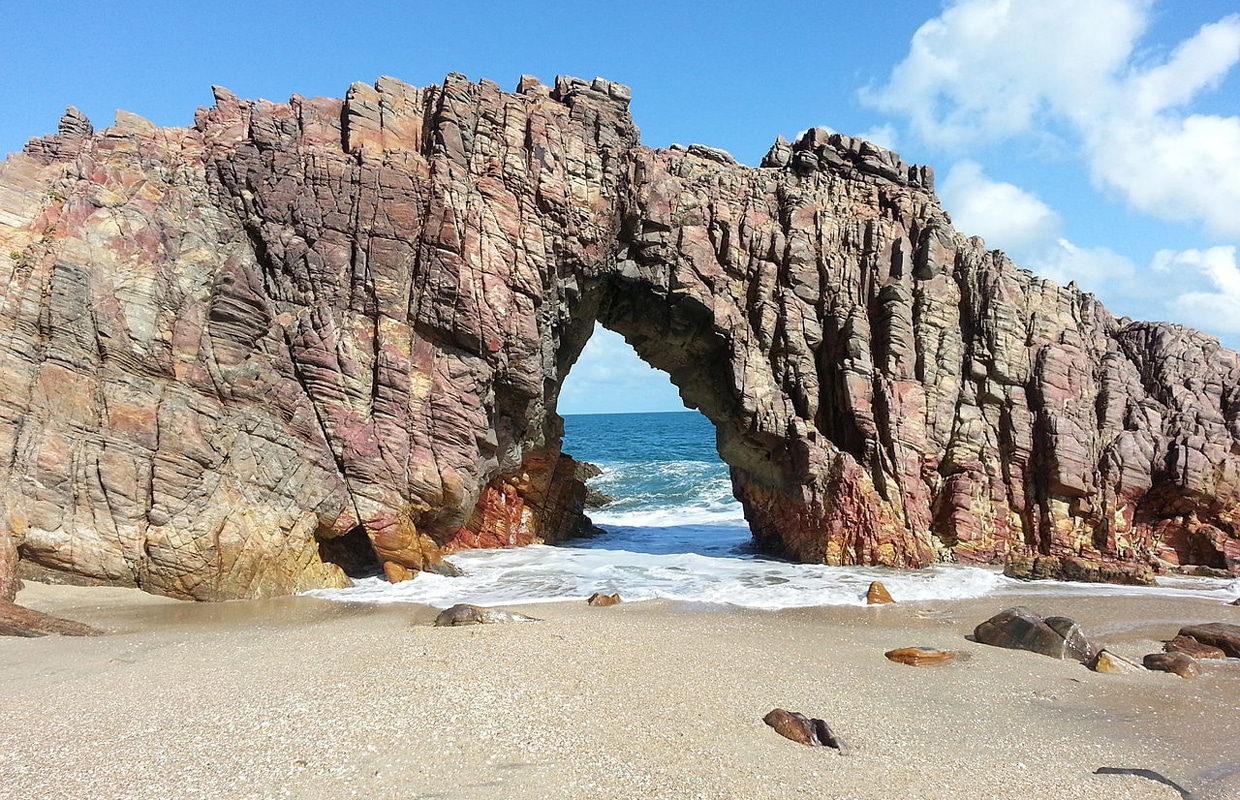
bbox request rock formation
[0,72,1238,601]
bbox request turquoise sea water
[308,412,1240,608]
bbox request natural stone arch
[0,72,1237,603]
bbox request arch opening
[554,323,754,560]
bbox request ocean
[308,411,1239,608]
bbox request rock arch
[0,73,1236,601]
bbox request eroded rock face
[1,73,1238,600]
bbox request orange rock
[382,562,416,583]
[884,647,957,666]
[866,581,895,604]
[587,592,621,606]
[1090,650,1145,674]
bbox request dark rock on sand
[433,604,541,627]
[1176,623,1240,658]
[1142,652,1201,678]
[973,607,1096,662]
[763,709,849,753]
[1164,634,1226,660]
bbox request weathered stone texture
[0,74,1237,600]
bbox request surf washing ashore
[3,411,1239,799]
[309,412,1240,612]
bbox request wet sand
[2,582,1238,800]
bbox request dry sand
[2,582,1238,800]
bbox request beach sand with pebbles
[2,582,1238,800]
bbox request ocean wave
[589,503,744,528]
[307,545,1012,609]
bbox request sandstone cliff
[0,74,1235,601]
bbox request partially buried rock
[762,709,850,754]
[1177,623,1240,658]
[973,607,1096,662]
[884,647,957,666]
[1142,652,1200,678]
[1089,650,1146,674]
[0,601,104,637]
[865,581,894,605]
[587,592,621,607]
[433,603,541,627]
[1164,634,1226,660]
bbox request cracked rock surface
[0,74,1237,600]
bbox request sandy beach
[2,582,1238,800]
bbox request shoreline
[2,582,1238,799]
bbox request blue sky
[3,1,1238,415]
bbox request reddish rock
[1176,623,1240,658]
[762,709,849,753]
[587,592,621,607]
[866,581,895,605]
[1163,634,1226,660]
[0,602,103,637]
[1003,554,1156,586]
[1142,652,1200,678]
[1,75,1239,600]
[884,647,957,666]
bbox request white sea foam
[306,543,1240,611]
[308,544,1001,609]
[309,414,1240,612]
[589,503,744,528]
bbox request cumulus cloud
[558,325,685,415]
[938,161,1061,250]
[854,123,899,151]
[863,0,1240,237]
[1152,246,1240,332]
[1026,238,1138,291]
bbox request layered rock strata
[0,73,1237,600]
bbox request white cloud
[863,1,1240,237]
[1152,246,1240,332]
[938,160,1061,250]
[1084,112,1240,237]
[855,123,899,151]
[558,325,686,415]
[861,0,1148,147]
[1026,238,1138,291]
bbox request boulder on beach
[1163,634,1226,660]
[762,709,849,753]
[1176,623,1240,658]
[972,607,1096,662]
[1142,652,1200,678]
[433,604,541,627]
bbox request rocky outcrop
[0,72,1238,600]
